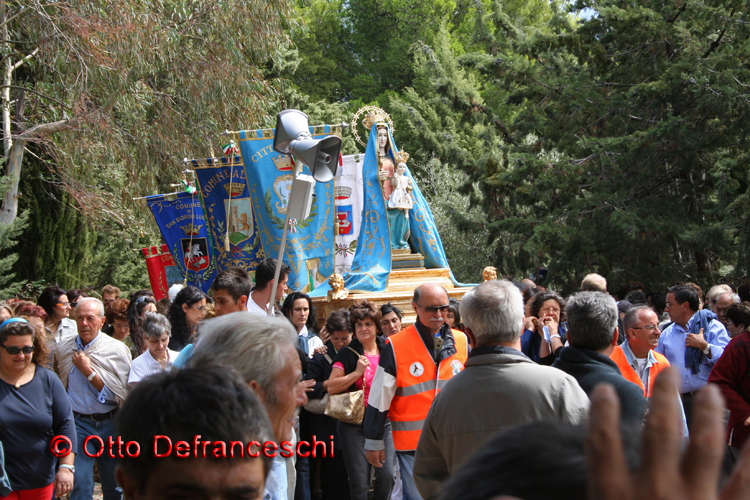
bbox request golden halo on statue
[351,105,395,148]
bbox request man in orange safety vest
[364,283,469,500]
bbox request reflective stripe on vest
[395,378,451,397]
[388,325,468,451]
[391,419,426,432]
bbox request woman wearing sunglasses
[167,286,207,351]
[0,318,76,499]
[38,285,78,357]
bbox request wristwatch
[87,371,96,381]
[703,345,711,355]
[59,464,75,474]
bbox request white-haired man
[188,313,308,500]
[706,284,733,313]
[413,280,589,499]
[715,291,741,328]
[54,298,132,500]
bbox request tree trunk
[0,137,25,226]
[0,87,123,227]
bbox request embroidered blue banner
[238,126,340,293]
[192,156,265,275]
[145,191,218,293]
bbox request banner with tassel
[145,192,218,293]
[237,125,338,293]
[192,154,265,275]
[140,244,182,300]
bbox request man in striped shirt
[656,284,730,429]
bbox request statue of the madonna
[374,126,412,250]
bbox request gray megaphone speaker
[273,109,342,183]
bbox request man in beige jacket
[413,280,589,499]
[54,297,131,500]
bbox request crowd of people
[2,264,750,500]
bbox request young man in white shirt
[211,267,252,316]
[248,258,291,316]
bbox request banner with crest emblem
[334,154,364,275]
[145,192,218,293]
[238,126,339,293]
[192,155,265,275]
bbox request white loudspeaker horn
[273,109,342,183]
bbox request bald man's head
[412,283,450,335]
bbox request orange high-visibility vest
[610,345,670,398]
[387,325,468,451]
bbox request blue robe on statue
[310,124,465,296]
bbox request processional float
[137,106,471,326]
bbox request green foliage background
[2,0,749,296]
[289,0,750,294]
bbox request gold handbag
[325,347,367,425]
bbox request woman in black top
[305,309,353,500]
[0,318,76,498]
[328,300,394,500]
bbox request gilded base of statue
[311,267,470,329]
[392,249,425,269]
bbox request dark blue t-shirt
[0,365,77,490]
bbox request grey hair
[707,285,733,304]
[460,280,524,345]
[622,305,654,333]
[565,292,618,351]
[188,312,297,396]
[580,273,607,292]
[141,312,171,339]
[718,292,741,305]
[76,297,104,317]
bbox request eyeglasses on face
[55,302,70,307]
[191,305,207,312]
[0,344,34,355]
[632,325,659,331]
[418,304,449,314]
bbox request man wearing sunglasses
[364,283,468,500]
